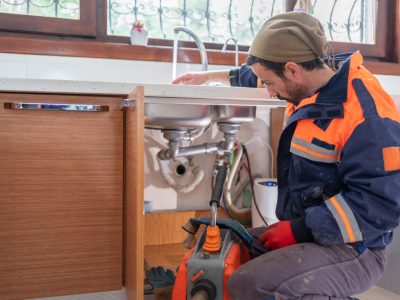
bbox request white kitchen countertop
[0,78,285,107]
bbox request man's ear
[284,62,300,79]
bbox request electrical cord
[242,144,269,227]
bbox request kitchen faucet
[222,37,239,67]
[172,26,208,79]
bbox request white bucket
[252,178,279,227]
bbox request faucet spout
[222,37,239,67]
[172,26,208,79]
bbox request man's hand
[258,221,297,250]
[171,70,230,85]
[171,72,212,85]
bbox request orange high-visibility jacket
[232,52,400,249]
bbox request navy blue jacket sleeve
[305,114,400,248]
[229,65,258,87]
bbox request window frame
[0,1,96,37]
[0,0,398,75]
[328,0,389,59]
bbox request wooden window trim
[330,0,388,59]
[0,34,398,76]
[0,0,399,75]
[390,0,400,63]
[0,1,96,37]
[285,0,390,59]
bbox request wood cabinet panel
[125,88,145,300]
[0,93,123,299]
[144,209,231,246]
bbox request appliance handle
[4,102,109,112]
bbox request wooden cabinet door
[124,87,145,300]
[0,93,123,300]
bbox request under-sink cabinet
[0,91,145,300]
[0,83,285,300]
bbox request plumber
[173,12,400,300]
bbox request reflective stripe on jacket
[234,52,400,249]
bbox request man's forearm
[204,70,230,85]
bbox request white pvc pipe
[157,156,205,193]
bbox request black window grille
[107,0,375,45]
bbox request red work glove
[259,221,297,250]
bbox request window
[0,0,95,36]
[107,0,286,46]
[309,0,376,44]
[0,0,398,73]
[293,0,388,58]
[106,0,378,46]
[0,0,80,19]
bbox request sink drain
[176,164,186,176]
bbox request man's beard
[277,80,310,105]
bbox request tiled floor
[356,286,400,300]
[31,285,400,300]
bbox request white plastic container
[252,178,279,227]
[130,22,148,46]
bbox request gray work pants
[227,243,387,300]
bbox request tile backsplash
[0,53,231,84]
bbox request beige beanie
[249,12,331,63]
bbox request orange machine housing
[172,235,249,300]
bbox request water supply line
[172,26,208,79]
[223,142,252,223]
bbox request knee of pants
[228,268,278,299]
[227,269,255,298]
[227,270,244,298]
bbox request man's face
[250,62,309,105]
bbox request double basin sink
[145,103,256,130]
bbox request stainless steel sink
[145,103,213,130]
[145,103,256,131]
[214,105,256,123]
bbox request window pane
[310,0,376,44]
[108,0,377,46]
[0,0,80,20]
[107,0,285,45]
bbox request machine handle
[210,164,227,207]
[4,102,109,112]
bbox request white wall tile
[125,60,172,83]
[376,75,400,97]
[125,59,232,84]
[8,53,234,84]
[25,55,127,82]
[0,53,26,78]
